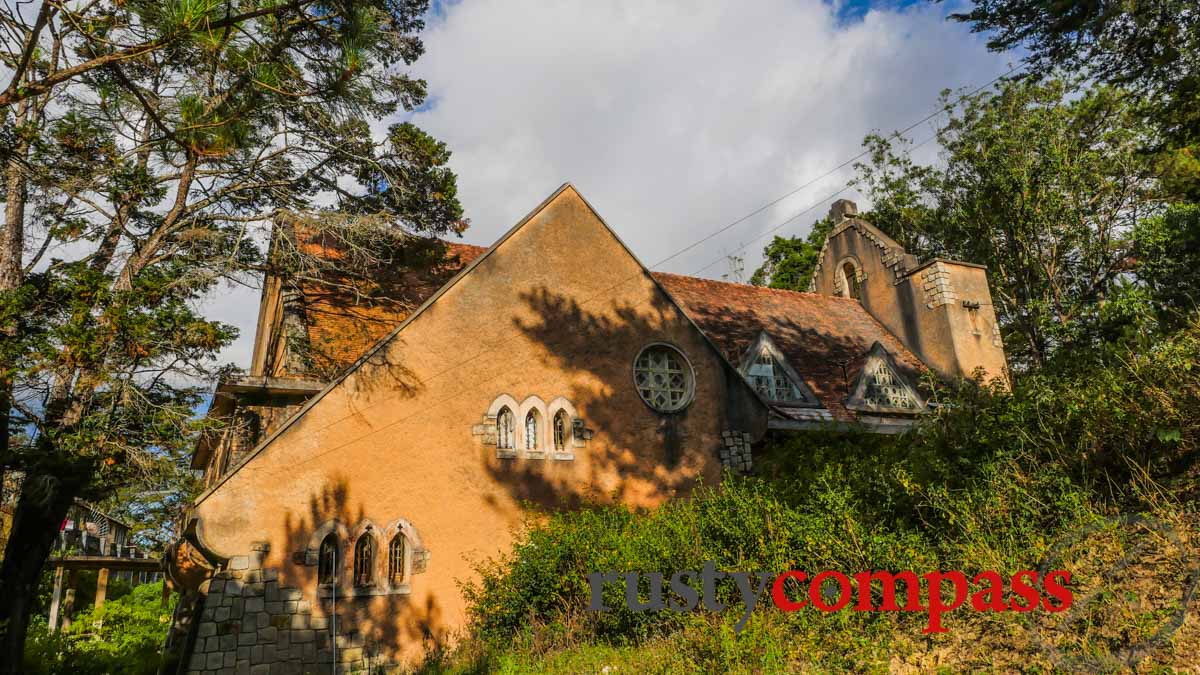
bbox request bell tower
[810,201,1008,383]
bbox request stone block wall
[720,430,753,473]
[919,262,958,309]
[182,543,381,675]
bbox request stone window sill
[552,452,575,461]
[317,583,411,598]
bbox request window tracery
[354,532,375,587]
[496,406,515,450]
[634,344,694,412]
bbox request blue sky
[833,0,926,23]
[204,0,1012,370]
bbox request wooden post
[161,580,170,608]
[47,565,64,632]
[95,567,110,609]
[61,570,77,631]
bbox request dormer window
[738,332,821,406]
[846,342,923,413]
[748,353,804,401]
[862,359,919,409]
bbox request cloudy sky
[205,0,1013,368]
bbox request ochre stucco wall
[189,187,766,666]
[812,219,1007,383]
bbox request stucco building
[164,185,1006,673]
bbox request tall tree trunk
[0,98,30,542]
[0,96,40,671]
[0,470,84,673]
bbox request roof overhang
[190,375,328,469]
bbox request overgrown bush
[460,323,1200,660]
[24,581,176,675]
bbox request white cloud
[209,0,1009,368]
[409,0,1008,273]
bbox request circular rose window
[633,344,694,412]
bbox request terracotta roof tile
[287,235,926,420]
[293,238,486,376]
[651,272,926,421]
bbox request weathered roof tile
[291,240,926,420]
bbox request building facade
[164,186,1006,673]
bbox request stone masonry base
[181,543,385,675]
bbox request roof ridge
[649,270,857,302]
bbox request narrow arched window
[496,407,515,449]
[317,533,337,585]
[841,261,861,300]
[388,534,406,584]
[553,411,569,452]
[354,533,375,586]
[524,410,540,450]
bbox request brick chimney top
[829,199,858,222]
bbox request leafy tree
[1132,204,1200,325]
[748,217,834,291]
[0,0,465,666]
[853,79,1158,370]
[948,0,1200,197]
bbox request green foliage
[950,0,1200,197]
[747,217,834,291]
[24,582,176,675]
[854,79,1158,370]
[455,320,1200,669]
[0,0,467,656]
[1132,203,1200,324]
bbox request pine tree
[0,1,464,665]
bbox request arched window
[524,409,540,450]
[388,534,406,584]
[354,533,375,587]
[496,407,515,449]
[317,533,337,585]
[841,261,861,300]
[553,410,569,452]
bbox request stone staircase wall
[182,543,384,675]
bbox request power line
[688,132,940,277]
[200,65,1020,491]
[648,63,1022,271]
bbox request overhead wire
[201,65,1021,486]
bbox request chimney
[829,199,858,222]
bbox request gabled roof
[280,254,926,423]
[199,184,772,503]
[650,273,926,421]
[266,191,929,426]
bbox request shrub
[461,322,1200,657]
[24,581,176,675]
